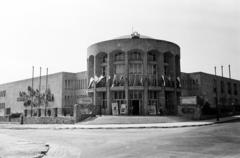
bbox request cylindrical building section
[87,32,181,116]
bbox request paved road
[0,119,240,158]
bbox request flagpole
[214,66,219,121]
[31,66,34,117]
[39,67,41,110]
[45,68,48,116]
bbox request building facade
[0,72,88,117]
[87,32,181,115]
[1,33,239,118]
[181,72,240,114]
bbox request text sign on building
[78,97,93,105]
[180,96,197,105]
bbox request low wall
[0,116,9,122]
[23,116,75,124]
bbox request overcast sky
[0,0,239,84]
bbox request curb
[1,116,239,130]
[53,122,215,130]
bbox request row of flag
[88,75,181,88]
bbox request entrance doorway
[132,100,139,115]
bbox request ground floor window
[113,91,126,106]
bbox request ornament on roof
[131,31,140,39]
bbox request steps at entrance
[79,116,189,125]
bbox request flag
[88,77,94,88]
[161,75,165,87]
[140,75,144,86]
[176,76,181,88]
[112,74,117,87]
[94,75,99,82]
[107,75,111,81]
[97,75,105,84]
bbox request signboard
[148,105,156,115]
[78,97,93,105]
[120,104,128,115]
[112,103,119,115]
[76,104,94,114]
[0,109,4,116]
[180,96,197,105]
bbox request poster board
[120,104,128,115]
[148,105,156,115]
[112,103,119,115]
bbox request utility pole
[214,66,219,121]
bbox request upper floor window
[148,64,157,74]
[148,52,156,61]
[221,80,225,93]
[0,90,6,97]
[228,82,232,94]
[129,52,142,61]
[115,52,124,61]
[102,54,107,63]
[234,83,238,95]
[129,63,143,74]
[115,64,125,74]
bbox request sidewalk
[0,115,239,130]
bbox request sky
[0,0,239,84]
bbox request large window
[148,64,157,74]
[129,52,142,61]
[148,91,159,106]
[102,66,106,76]
[148,52,156,61]
[115,64,125,74]
[102,54,107,63]
[129,91,142,100]
[113,91,126,106]
[129,63,143,74]
[115,52,124,61]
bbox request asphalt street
[0,119,240,158]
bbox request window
[129,52,142,61]
[148,64,157,74]
[221,81,225,93]
[228,82,232,94]
[5,108,10,115]
[148,52,156,61]
[234,83,238,95]
[102,66,106,76]
[129,64,143,74]
[148,91,159,106]
[115,64,125,74]
[0,90,6,97]
[115,52,124,61]
[102,54,107,63]
[65,80,67,89]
